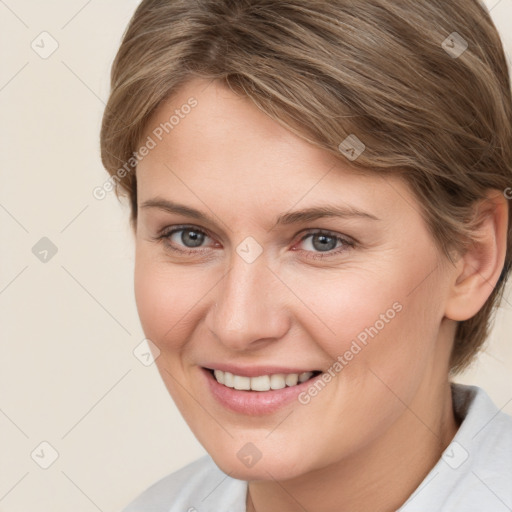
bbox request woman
[100,1,512,510]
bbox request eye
[156,225,355,260]
[158,225,216,255]
[294,230,355,260]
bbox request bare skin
[133,78,508,512]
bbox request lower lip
[201,367,322,415]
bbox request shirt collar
[398,383,512,511]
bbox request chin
[210,449,311,481]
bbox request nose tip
[205,258,290,351]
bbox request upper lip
[201,363,321,377]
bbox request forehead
[136,78,418,225]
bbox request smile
[210,369,322,391]
[200,365,325,415]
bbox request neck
[247,380,459,512]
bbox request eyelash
[156,224,356,260]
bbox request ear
[445,189,509,321]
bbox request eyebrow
[140,198,380,227]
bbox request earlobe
[445,190,509,322]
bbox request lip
[200,366,323,415]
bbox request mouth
[205,367,323,392]
[200,364,326,415]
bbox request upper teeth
[213,369,315,391]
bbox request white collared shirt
[122,384,512,512]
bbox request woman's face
[134,78,457,480]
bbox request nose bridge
[208,250,287,349]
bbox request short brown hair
[100,0,512,373]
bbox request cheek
[133,250,202,410]
[133,248,199,347]
[283,262,440,381]
[280,267,404,350]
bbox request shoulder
[460,384,512,489]
[454,383,512,452]
[121,454,248,512]
[400,384,512,512]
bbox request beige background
[0,1,511,511]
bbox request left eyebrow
[139,198,380,227]
[274,204,380,226]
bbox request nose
[205,249,291,351]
